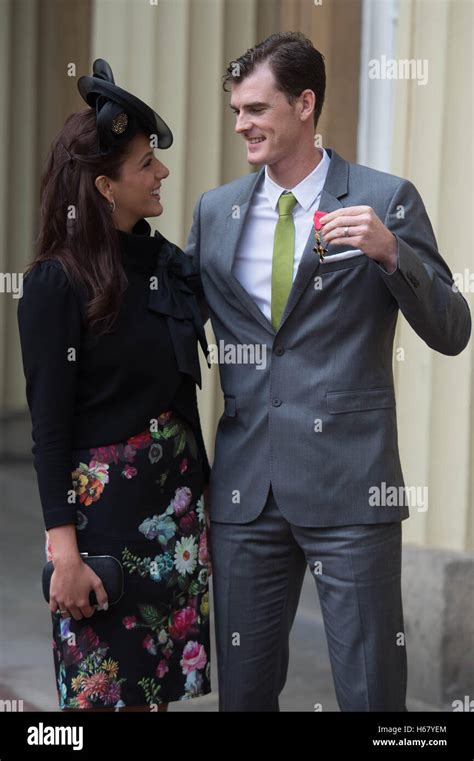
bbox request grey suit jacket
[185,148,471,526]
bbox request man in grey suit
[185,32,471,711]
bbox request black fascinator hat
[77,58,173,154]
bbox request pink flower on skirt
[121,464,137,479]
[180,641,207,674]
[77,693,93,710]
[90,446,120,464]
[169,607,198,641]
[198,530,209,565]
[142,633,157,655]
[156,659,169,679]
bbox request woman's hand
[49,555,109,621]
[47,524,109,620]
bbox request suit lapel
[220,148,350,334]
[221,167,275,333]
[279,149,349,329]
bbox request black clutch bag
[42,552,124,607]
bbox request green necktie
[271,191,297,329]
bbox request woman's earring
[109,198,116,213]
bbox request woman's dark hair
[28,107,147,335]
[223,31,326,128]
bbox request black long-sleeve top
[17,219,211,530]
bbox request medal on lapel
[313,210,329,262]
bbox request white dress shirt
[233,147,331,322]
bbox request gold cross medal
[313,210,328,262]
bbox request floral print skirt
[45,409,211,710]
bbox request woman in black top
[17,61,211,712]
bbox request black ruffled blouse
[17,219,211,531]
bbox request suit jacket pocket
[327,387,396,413]
[320,248,364,262]
[319,255,367,273]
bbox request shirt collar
[263,147,331,212]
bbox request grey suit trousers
[210,484,407,712]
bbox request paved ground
[0,463,436,712]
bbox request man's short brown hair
[223,31,326,128]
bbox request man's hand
[320,206,398,273]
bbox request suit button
[274,346,285,356]
[272,398,282,407]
